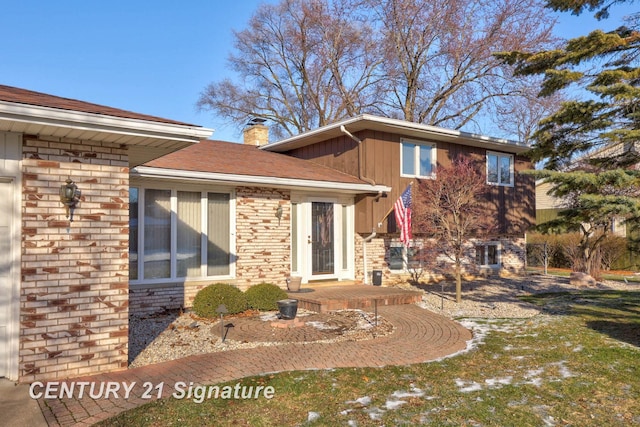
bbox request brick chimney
[243,118,269,146]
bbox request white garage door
[0,179,12,378]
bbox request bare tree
[373,0,560,134]
[198,0,560,140]
[198,0,382,139]
[413,158,497,303]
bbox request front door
[0,179,12,378]
[311,202,335,276]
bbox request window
[129,187,139,280]
[476,243,500,267]
[389,241,422,270]
[130,186,232,282]
[401,140,436,178]
[487,152,514,186]
[144,189,171,279]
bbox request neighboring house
[534,140,636,237]
[536,180,628,237]
[0,85,534,383]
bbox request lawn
[99,290,640,426]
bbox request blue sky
[1,1,635,143]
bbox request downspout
[340,125,376,186]
[340,125,378,285]
[362,229,377,285]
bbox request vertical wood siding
[285,130,534,236]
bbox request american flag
[394,184,412,247]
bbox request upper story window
[401,140,436,178]
[486,151,514,186]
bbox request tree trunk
[455,262,462,303]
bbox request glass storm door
[311,202,334,275]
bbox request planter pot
[277,299,299,319]
[287,276,302,292]
[372,270,382,286]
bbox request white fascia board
[264,114,530,154]
[0,101,213,143]
[131,166,391,194]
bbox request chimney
[243,118,269,146]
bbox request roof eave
[131,166,391,194]
[262,114,530,155]
[0,101,213,142]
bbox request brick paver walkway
[37,304,471,426]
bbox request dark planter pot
[372,270,382,286]
[277,299,299,319]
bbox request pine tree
[496,1,640,277]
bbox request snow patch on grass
[455,378,483,393]
[485,376,513,387]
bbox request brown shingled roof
[143,139,367,185]
[0,84,195,126]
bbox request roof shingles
[143,139,367,185]
[0,84,195,126]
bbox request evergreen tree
[497,0,640,277]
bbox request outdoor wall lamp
[59,177,81,221]
[275,204,283,224]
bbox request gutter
[0,101,213,143]
[131,166,391,194]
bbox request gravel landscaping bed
[399,274,638,319]
[129,308,394,368]
[128,274,638,368]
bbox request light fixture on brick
[59,177,81,221]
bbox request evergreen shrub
[192,283,248,317]
[245,283,288,311]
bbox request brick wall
[235,187,291,290]
[355,233,526,285]
[129,281,212,315]
[500,237,527,274]
[354,233,386,284]
[20,136,129,382]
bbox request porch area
[287,283,422,313]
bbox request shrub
[245,283,288,311]
[192,283,248,317]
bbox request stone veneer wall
[354,234,387,284]
[355,233,527,284]
[235,187,291,290]
[129,281,211,315]
[20,136,129,382]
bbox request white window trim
[400,139,437,179]
[389,240,423,272]
[486,151,514,187]
[130,183,236,285]
[476,242,501,267]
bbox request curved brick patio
[38,304,471,426]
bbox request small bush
[192,283,248,317]
[245,283,288,311]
